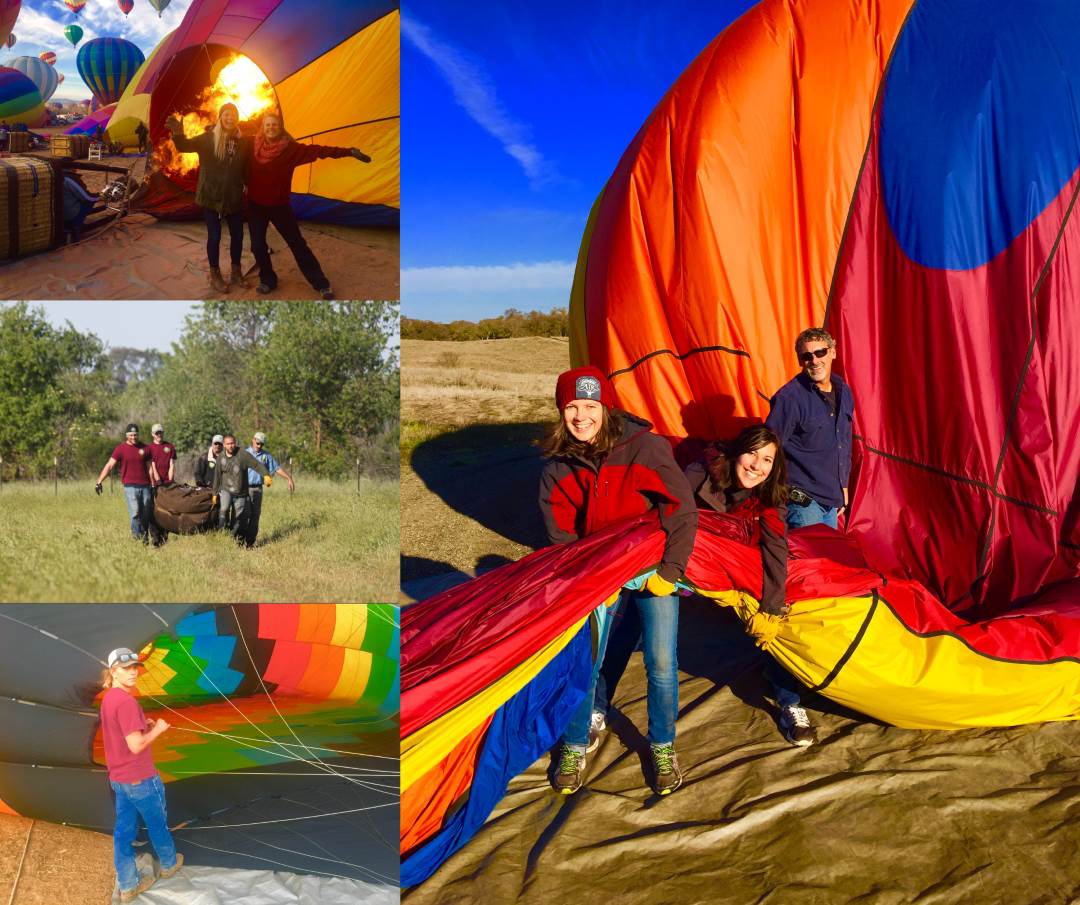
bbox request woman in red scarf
[247,111,371,300]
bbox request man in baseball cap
[107,648,143,668]
[147,423,176,490]
[195,435,225,489]
[95,424,163,545]
[245,430,295,548]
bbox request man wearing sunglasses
[763,326,855,746]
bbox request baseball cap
[151,423,164,434]
[253,431,267,443]
[107,647,142,668]
[125,423,139,434]
[212,434,224,444]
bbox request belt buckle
[790,487,812,505]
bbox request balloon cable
[6,820,32,905]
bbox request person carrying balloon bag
[245,110,371,300]
[165,102,251,295]
[540,366,698,796]
[100,647,184,902]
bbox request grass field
[401,337,571,596]
[0,478,398,603]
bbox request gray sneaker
[650,743,683,795]
[778,704,818,746]
[586,711,606,754]
[553,745,587,795]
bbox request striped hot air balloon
[76,36,144,107]
[64,0,86,14]
[0,65,43,125]
[63,24,82,48]
[0,1,19,52]
[117,0,134,16]
[3,55,59,102]
[39,51,56,66]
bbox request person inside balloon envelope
[540,366,698,796]
[99,647,184,902]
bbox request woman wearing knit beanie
[539,365,698,796]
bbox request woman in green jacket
[164,102,250,293]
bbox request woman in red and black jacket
[683,424,816,746]
[246,111,372,300]
[540,366,697,797]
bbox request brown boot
[119,874,156,903]
[209,267,227,293]
[230,264,245,288]
[159,851,184,879]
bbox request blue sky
[33,301,198,351]
[5,0,189,102]
[401,2,757,322]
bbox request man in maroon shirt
[95,423,162,544]
[147,423,176,487]
[101,647,182,901]
[247,111,372,300]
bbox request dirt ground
[401,336,1080,903]
[0,813,114,905]
[0,132,399,301]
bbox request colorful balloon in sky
[3,55,59,102]
[64,0,86,14]
[76,36,145,106]
[0,1,19,53]
[39,51,56,65]
[117,0,134,15]
[147,0,170,16]
[63,24,82,47]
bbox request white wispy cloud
[401,13,558,190]
[402,261,575,293]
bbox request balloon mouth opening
[152,47,277,187]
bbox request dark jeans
[218,490,249,541]
[245,486,263,547]
[248,201,329,291]
[202,208,244,269]
[65,200,95,240]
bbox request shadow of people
[410,422,550,550]
[258,513,323,545]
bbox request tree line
[0,302,399,481]
[401,307,570,341]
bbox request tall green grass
[0,478,398,603]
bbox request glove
[212,494,218,506]
[760,600,791,617]
[263,475,272,488]
[350,148,372,163]
[94,483,103,495]
[644,573,677,597]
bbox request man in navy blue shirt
[763,326,855,746]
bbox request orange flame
[157,54,277,179]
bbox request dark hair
[541,405,624,461]
[704,424,787,507]
[794,327,835,354]
[223,434,236,442]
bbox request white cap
[107,648,142,668]
[212,434,224,444]
[151,423,164,434]
[253,431,267,443]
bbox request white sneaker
[586,711,606,754]
[778,704,818,747]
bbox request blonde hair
[213,104,240,161]
[101,667,114,690]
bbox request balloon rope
[174,800,395,830]
[163,724,398,764]
[6,820,32,905]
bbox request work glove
[94,482,103,495]
[760,600,791,617]
[644,573,677,597]
[211,494,218,506]
[263,476,272,488]
[350,148,372,163]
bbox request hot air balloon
[4,33,14,49]
[76,36,144,107]
[63,24,82,48]
[39,51,56,66]
[3,55,59,102]
[399,0,1080,888]
[64,0,86,14]
[0,65,43,125]
[0,604,399,881]
[57,72,64,83]
[126,0,398,225]
[117,0,133,15]
[147,0,170,16]
[0,1,19,52]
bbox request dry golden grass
[0,814,113,905]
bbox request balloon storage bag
[0,156,62,259]
[50,134,89,159]
[154,483,220,534]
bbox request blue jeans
[123,485,154,539]
[564,588,680,750]
[218,490,249,540]
[111,775,177,892]
[785,497,838,530]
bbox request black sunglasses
[798,347,830,365]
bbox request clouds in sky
[402,260,574,294]
[402,13,558,190]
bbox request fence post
[110,471,114,494]
[356,458,360,494]
[0,455,3,494]
[288,458,294,495]
[53,456,58,497]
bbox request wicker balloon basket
[50,134,90,159]
[0,156,63,259]
[7,132,31,153]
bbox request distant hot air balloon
[4,33,14,50]
[0,1,19,54]
[64,24,82,48]
[147,0,170,16]
[64,0,86,14]
[57,72,64,83]
[39,51,56,66]
[3,55,59,102]
[76,36,144,106]
[118,0,134,15]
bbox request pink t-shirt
[99,687,157,783]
